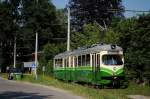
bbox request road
[0,77,84,99]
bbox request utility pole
[13,36,16,68]
[35,32,38,80]
[35,0,38,80]
[67,7,71,67]
[67,7,70,51]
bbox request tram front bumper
[100,76,125,85]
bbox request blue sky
[52,0,150,17]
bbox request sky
[52,0,150,17]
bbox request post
[35,32,38,79]
[14,36,16,68]
[67,7,71,67]
[67,7,70,51]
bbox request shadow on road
[0,91,53,99]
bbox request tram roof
[54,44,123,59]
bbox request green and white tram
[54,44,128,88]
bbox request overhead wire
[107,9,150,13]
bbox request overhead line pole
[67,6,71,67]
[35,32,38,80]
[67,7,70,51]
[13,36,16,68]
[35,0,38,80]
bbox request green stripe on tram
[100,67,113,75]
[55,66,123,75]
[116,68,124,75]
[100,67,124,75]
[55,66,92,71]
[76,66,92,70]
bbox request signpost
[42,66,45,77]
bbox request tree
[111,14,150,83]
[103,28,120,44]
[0,1,19,69]
[125,14,150,83]
[71,24,100,49]
[0,0,67,71]
[38,43,66,75]
[22,0,58,51]
[55,9,67,39]
[111,17,137,51]
[69,0,124,31]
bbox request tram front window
[102,55,123,65]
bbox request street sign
[32,63,36,70]
[32,63,35,67]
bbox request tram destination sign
[108,50,120,54]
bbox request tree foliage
[110,14,150,83]
[0,0,67,69]
[71,24,100,49]
[38,43,66,75]
[0,1,19,68]
[22,0,58,50]
[69,0,124,31]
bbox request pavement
[0,77,84,99]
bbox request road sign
[32,63,35,67]
[32,63,36,70]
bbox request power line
[125,10,150,13]
[108,9,150,13]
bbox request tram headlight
[111,44,116,49]
[114,76,117,79]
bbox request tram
[53,44,128,88]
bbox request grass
[21,75,126,99]
[1,73,150,99]
[1,73,8,78]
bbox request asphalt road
[0,77,84,99]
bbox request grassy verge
[1,73,7,78]
[1,73,150,99]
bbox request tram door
[92,53,100,82]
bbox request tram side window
[59,59,63,67]
[70,57,74,67]
[55,59,63,68]
[78,56,81,66]
[74,56,78,67]
[86,54,90,66]
[77,55,90,67]
[64,58,67,67]
[91,54,100,67]
[97,54,100,66]
[92,54,95,67]
[82,55,86,66]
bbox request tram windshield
[102,55,123,65]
